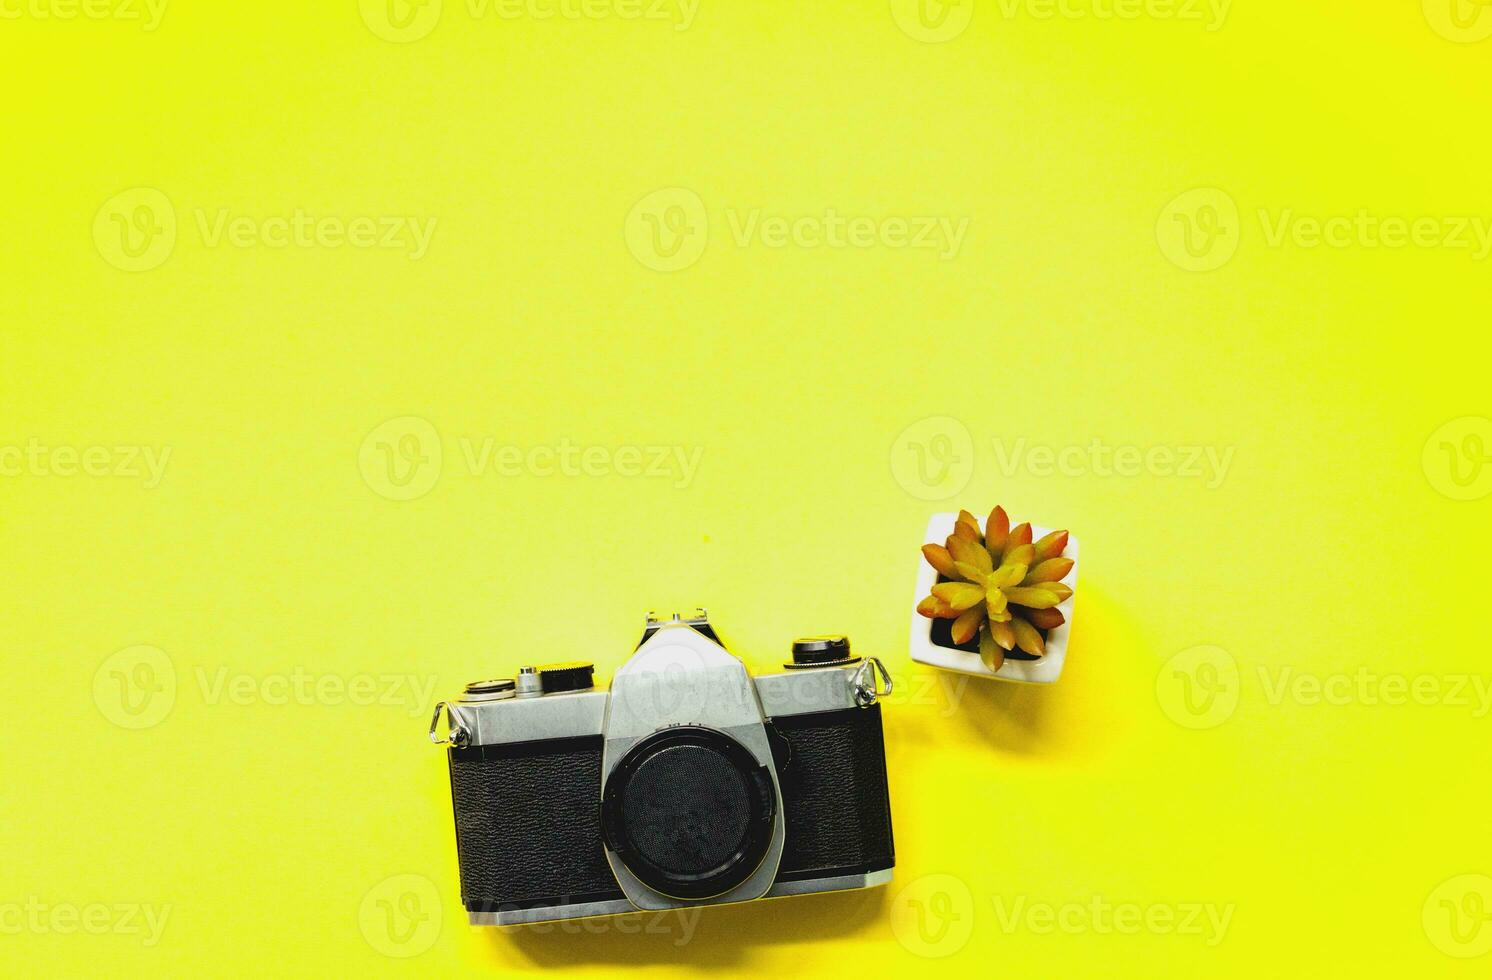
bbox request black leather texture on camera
[771,704,896,881]
[447,735,624,911]
[600,726,776,900]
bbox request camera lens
[601,726,776,900]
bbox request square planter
[909,512,1079,684]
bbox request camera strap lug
[428,701,470,748]
[851,658,893,707]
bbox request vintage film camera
[429,611,895,925]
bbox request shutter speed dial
[785,636,860,670]
[487,662,596,700]
[537,661,596,694]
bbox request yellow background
[4,1,1491,975]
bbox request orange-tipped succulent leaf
[1032,529,1069,562]
[947,535,992,574]
[1025,557,1074,584]
[1022,606,1066,630]
[951,606,986,645]
[989,561,1026,588]
[1002,544,1035,568]
[932,581,986,611]
[1010,616,1046,656]
[980,630,1006,672]
[921,543,958,578]
[953,561,987,582]
[1004,586,1062,609]
[985,506,1010,555]
[917,595,960,619]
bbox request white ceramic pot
[909,512,1079,684]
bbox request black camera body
[431,612,895,925]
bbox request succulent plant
[916,506,1073,672]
